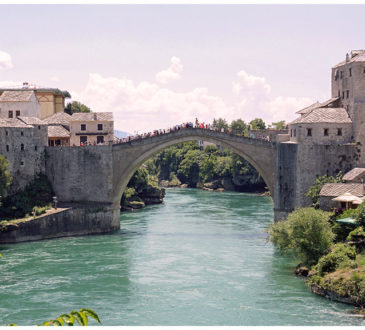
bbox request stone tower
[331,50,365,144]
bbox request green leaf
[70,311,87,326]
[59,313,74,326]
[80,308,101,324]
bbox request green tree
[271,120,286,130]
[177,149,204,187]
[268,207,334,265]
[356,201,365,226]
[212,118,229,131]
[128,168,148,192]
[305,172,343,208]
[230,119,247,135]
[0,155,12,198]
[65,101,91,115]
[249,118,266,130]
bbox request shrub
[356,201,365,227]
[269,207,334,265]
[347,227,365,241]
[332,222,355,243]
[314,243,357,276]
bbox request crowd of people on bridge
[113,118,272,145]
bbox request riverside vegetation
[269,173,365,310]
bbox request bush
[314,243,357,276]
[332,222,355,243]
[356,202,365,226]
[347,227,365,241]
[269,208,334,265]
[32,205,51,216]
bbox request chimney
[346,53,350,63]
[93,113,97,121]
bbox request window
[38,126,41,130]
[290,129,292,137]
[97,124,103,131]
[8,110,13,118]
[21,131,23,136]
[21,143,24,151]
[97,136,104,144]
[6,145,9,152]
[334,70,338,81]
[338,90,340,97]
[349,68,352,77]
[347,90,350,98]
[16,110,20,117]
[35,145,38,151]
[324,128,329,136]
[363,67,365,75]
[80,136,87,145]
[81,124,86,131]
[342,91,345,99]
[5,131,8,136]
[340,71,343,79]
[307,128,312,137]
[294,129,296,137]
[337,128,342,136]
[20,161,24,166]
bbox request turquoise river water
[1,188,365,325]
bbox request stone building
[288,49,365,150]
[69,112,114,146]
[0,90,41,119]
[0,117,48,193]
[43,112,72,146]
[0,83,71,120]
[319,167,365,211]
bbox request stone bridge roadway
[111,128,276,207]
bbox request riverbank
[0,202,119,244]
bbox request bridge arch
[112,128,276,208]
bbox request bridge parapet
[113,127,275,150]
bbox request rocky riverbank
[160,178,268,194]
[121,184,166,211]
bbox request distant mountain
[114,130,131,138]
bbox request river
[0,188,364,325]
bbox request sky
[0,4,364,133]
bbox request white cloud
[51,75,60,82]
[78,73,231,132]
[232,69,312,125]
[155,56,183,85]
[74,64,313,133]
[0,50,13,70]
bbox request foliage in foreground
[268,207,334,265]
[7,308,101,326]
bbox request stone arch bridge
[45,127,359,233]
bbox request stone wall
[0,125,48,193]
[0,203,120,244]
[45,145,114,204]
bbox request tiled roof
[17,116,45,126]
[0,118,32,128]
[333,50,365,68]
[43,112,72,125]
[296,98,340,115]
[320,183,365,197]
[47,125,70,138]
[290,107,352,125]
[71,112,113,121]
[0,90,34,102]
[343,168,365,182]
[296,102,321,115]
